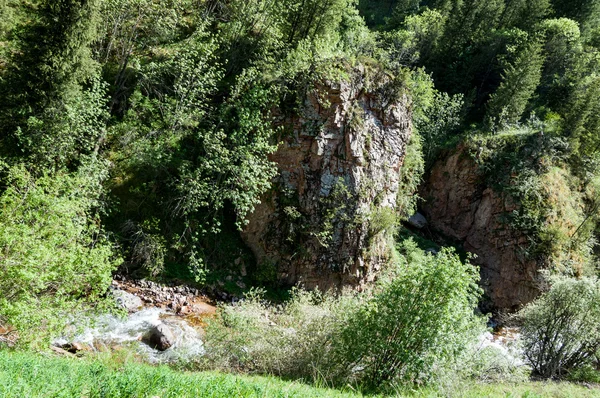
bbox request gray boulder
[112,289,143,312]
[144,323,175,351]
[407,212,428,229]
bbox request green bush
[337,240,484,389]
[0,162,121,348]
[202,240,485,392]
[517,276,600,379]
[202,288,358,383]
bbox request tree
[564,74,600,159]
[424,0,506,96]
[387,0,422,29]
[498,0,552,30]
[552,0,600,34]
[0,0,104,168]
[538,18,582,111]
[486,39,545,127]
[338,242,483,389]
[95,0,196,114]
[0,161,120,348]
[518,276,600,379]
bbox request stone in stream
[112,289,143,313]
[144,323,175,351]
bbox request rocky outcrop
[242,66,412,290]
[421,145,541,312]
[0,324,17,347]
[111,278,216,317]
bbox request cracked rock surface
[421,144,541,312]
[243,66,412,290]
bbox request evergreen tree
[499,0,552,30]
[387,0,421,28]
[0,0,102,167]
[486,39,545,126]
[539,18,582,110]
[564,75,600,159]
[552,0,600,33]
[426,0,505,95]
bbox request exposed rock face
[407,212,428,229]
[242,67,412,290]
[421,145,541,312]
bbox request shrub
[202,240,485,392]
[336,240,483,390]
[201,288,358,383]
[0,162,121,348]
[517,276,600,379]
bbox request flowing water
[54,307,205,363]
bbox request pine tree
[0,0,102,166]
[486,39,545,127]
[552,0,600,32]
[499,0,552,30]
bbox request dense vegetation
[3,350,600,398]
[2,0,600,395]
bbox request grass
[0,350,362,398]
[1,350,599,397]
[455,381,600,397]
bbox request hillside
[2,0,600,395]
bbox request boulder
[144,323,175,351]
[112,289,143,312]
[242,65,413,290]
[407,212,428,229]
[421,144,541,312]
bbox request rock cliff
[421,145,541,312]
[242,66,412,290]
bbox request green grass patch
[454,381,600,398]
[1,351,599,397]
[0,350,362,398]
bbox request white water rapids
[54,307,205,363]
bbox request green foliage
[396,132,424,219]
[498,0,552,30]
[107,28,279,276]
[202,287,357,382]
[177,68,279,230]
[203,240,484,392]
[486,39,545,128]
[378,9,445,69]
[281,0,359,48]
[413,84,464,166]
[517,276,600,379]
[313,179,354,248]
[0,162,120,348]
[0,0,103,167]
[552,0,600,34]
[540,18,582,101]
[338,240,483,389]
[467,128,595,276]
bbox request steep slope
[242,66,412,290]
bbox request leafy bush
[337,240,483,389]
[517,276,600,379]
[202,288,358,383]
[202,240,484,392]
[0,162,120,348]
[396,131,424,220]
